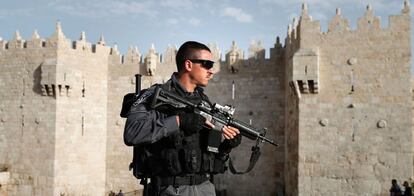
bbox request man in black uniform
[124,41,241,196]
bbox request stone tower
[284,2,412,195]
[0,22,111,195]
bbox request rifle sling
[228,146,261,174]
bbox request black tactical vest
[130,81,228,179]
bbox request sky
[0,0,412,66]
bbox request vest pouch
[212,154,229,174]
[131,146,163,178]
[147,155,163,176]
[169,131,184,149]
[130,146,147,179]
[201,153,215,172]
[162,149,182,175]
[183,148,201,173]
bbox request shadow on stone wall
[32,65,43,95]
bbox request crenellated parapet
[225,41,244,73]
[207,43,221,73]
[287,1,411,45]
[124,46,141,65]
[285,21,300,59]
[0,22,111,55]
[45,22,71,49]
[270,36,283,61]
[296,3,321,50]
[357,5,381,30]
[25,30,44,48]
[109,44,122,65]
[144,44,160,76]
[207,43,221,62]
[288,1,408,50]
[0,37,4,49]
[389,0,411,31]
[108,39,277,76]
[402,0,410,14]
[73,31,92,51]
[248,40,265,60]
[328,8,350,33]
[7,31,24,49]
[163,45,176,64]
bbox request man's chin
[199,82,208,87]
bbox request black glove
[227,134,242,148]
[219,134,242,153]
[178,112,206,135]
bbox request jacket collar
[170,73,204,96]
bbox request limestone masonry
[0,1,412,196]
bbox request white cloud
[166,18,179,25]
[48,0,158,17]
[258,0,300,7]
[108,1,157,16]
[188,18,201,26]
[165,17,200,26]
[0,8,34,18]
[221,7,252,23]
[160,0,196,10]
[311,12,328,22]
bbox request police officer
[124,41,241,196]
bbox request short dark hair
[176,41,211,72]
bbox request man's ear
[184,60,192,71]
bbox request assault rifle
[121,75,277,176]
[150,86,278,150]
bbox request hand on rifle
[176,113,205,135]
[204,120,240,140]
[176,114,240,139]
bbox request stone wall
[0,2,412,196]
[206,55,285,195]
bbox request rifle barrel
[230,119,278,146]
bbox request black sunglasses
[188,59,214,69]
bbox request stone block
[0,172,10,184]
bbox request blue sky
[0,0,412,65]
